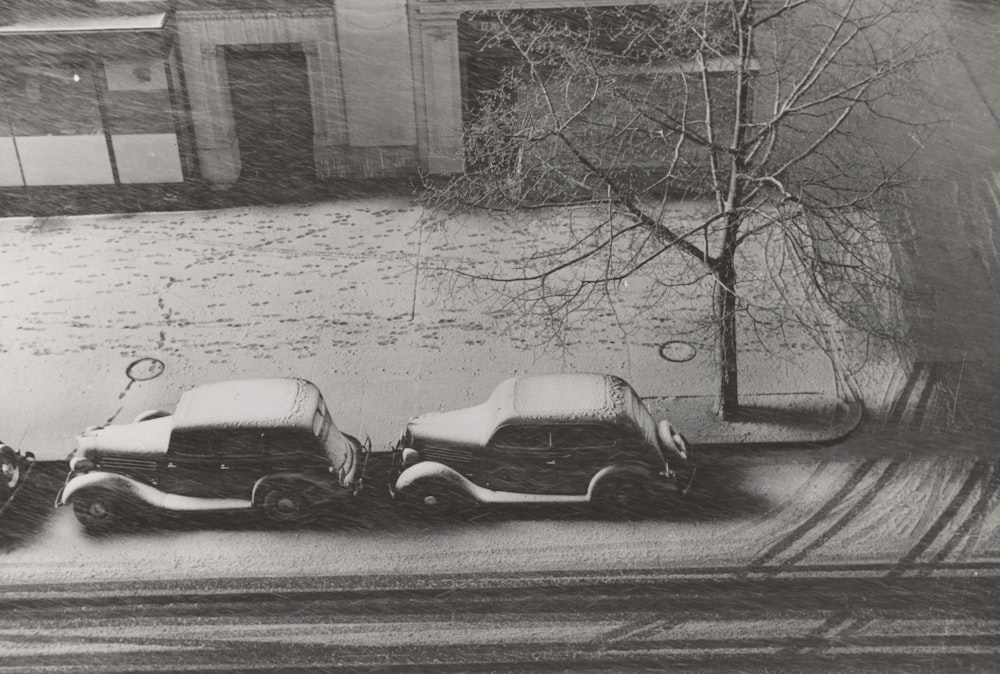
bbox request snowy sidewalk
[647,394,862,447]
[0,197,854,459]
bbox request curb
[690,399,864,451]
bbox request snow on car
[390,373,693,515]
[56,378,368,531]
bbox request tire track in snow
[742,458,883,573]
[890,459,992,577]
[777,459,905,569]
[927,461,1000,566]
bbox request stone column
[413,17,464,173]
[190,44,240,189]
[304,41,349,179]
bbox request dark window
[1,62,102,137]
[489,426,552,450]
[260,430,315,456]
[169,431,219,457]
[214,431,265,457]
[550,424,622,451]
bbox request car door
[158,430,226,498]
[549,423,623,494]
[218,429,323,499]
[485,425,564,494]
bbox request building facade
[0,0,681,200]
[0,2,185,189]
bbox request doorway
[225,45,314,187]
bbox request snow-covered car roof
[407,373,639,446]
[498,373,632,425]
[173,378,322,431]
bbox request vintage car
[0,441,33,505]
[56,378,368,531]
[390,373,693,514]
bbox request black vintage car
[57,378,368,531]
[390,373,693,515]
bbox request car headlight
[401,447,421,467]
[69,456,96,473]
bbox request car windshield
[313,396,353,470]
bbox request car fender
[586,462,669,501]
[57,471,167,509]
[133,409,171,424]
[251,472,338,507]
[393,461,478,499]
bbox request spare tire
[0,445,21,491]
[657,420,689,462]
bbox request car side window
[550,424,619,451]
[260,430,314,456]
[489,426,551,450]
[168,430,219,457]
[214,431,265,457]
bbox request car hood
[77,416,174,458]
[407,404,496,447]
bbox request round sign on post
[125,357,165,382]
[658,341,697,363]
[104,358,167,426]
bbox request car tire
[0,447,21,491]
[592,475,656,518]
[73,488,126,533]
[259,484,314,524]
[407,481,469,516]
[657,420,690,462]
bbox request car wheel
[657,420,690,462]
[73,488,125,533]
[259,484,313,524]
[0,448,20,491]
[592,476,656,518]
[407,482,468,516]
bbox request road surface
[1,572,997,672]
[2,433,1000,670]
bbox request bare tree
[422,0,938,419]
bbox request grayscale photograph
[0,0,998,671]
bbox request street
[2,436,1000,671]
[2,574,999,672]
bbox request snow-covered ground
[0,198,890,460]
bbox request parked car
[390,373,693,515]
[0,441,33,505]
[56,378,368,531]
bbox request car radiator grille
[99,456,158,474]
[422,445,474,466]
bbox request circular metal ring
[658,341,697,363]
[125,357,166,382]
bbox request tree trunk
[714,261,740,420]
